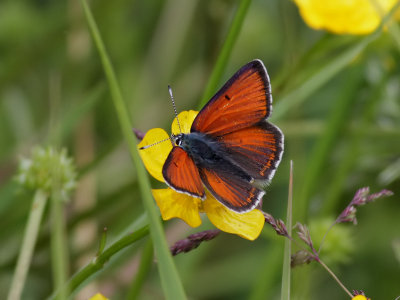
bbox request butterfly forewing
[162,147,205,198]
[191,60,271,137]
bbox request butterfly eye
[174,136,182,146]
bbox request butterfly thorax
[173,132,251,182]
[173,132,223,167]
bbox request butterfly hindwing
[218,121,284,182]
[162,146,205,199]
[199,167,264,213]
[191,59,272,137]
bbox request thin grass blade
[81,1,186,299]
[198,0,252,108]
[281,161,293,300]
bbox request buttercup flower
[89,293,109,300]
[138,111,265,240]
[293,0,398,34]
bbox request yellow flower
[89,293,109,300]
[352,295,369,300]
[293,0,398,34]
[138,111,265,240]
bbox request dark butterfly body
[162,59,284,213]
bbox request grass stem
[317,259,353,298]
[81,1,187,298]
[281,161,293,300]
[48,225,149,299]
[198,0,252,108]
[126,239,154,300]
[7,189,48,300]
[50,188,69,300]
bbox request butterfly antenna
[139,137,172,150]
[168,85,182,133]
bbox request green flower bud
[16,146,77,201]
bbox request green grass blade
[271,2,400,123]
[126,239,154,300]
[248,242,283,300]
[321,72,388,214]
[7,189,48,300]
[56,83,105,142]
[81,1,187,299]
[281,161,293,300]
[198,0,252,108]
[370,0,400,52]
[294,66,363,221]
[50,189,69,300]
[48,224,150,300]
[270,33,379,123]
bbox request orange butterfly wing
[162,147,205,199]
[160,60,283,213]
[199,168,264,212]
[218,122,284,181]
[192,59,271,136]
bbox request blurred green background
[0,0,399,299]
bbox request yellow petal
[89,293,109,300]
[171,110,198,135]
[138,128,172,182]
[152,188,202,227]
[204,193,264,240]
[293,0,398,35]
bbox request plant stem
[7,189,48,300]
[48,225,149,299]
[317,221,337,254]
[281,225,352,298]
[198,0,252,108]
[271,0,399,123]
[126,238,154,300]
[316,258,353,298]
[50,188,69,300]
[81,1,187,299]
[281,160,293,300]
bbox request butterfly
[147,59,283,213]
